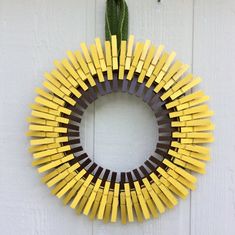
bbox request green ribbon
[105,0,128,51]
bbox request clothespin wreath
[27,0,214,224]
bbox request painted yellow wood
[74,50,96,87]
[111,35,118,70]
[127,42,144,80]
[138,45,156,83]
[110,183,120,222]
[118,40,127,80]
[97,181,110,220]
[80,42,97,75]
[90,44,105,82]
[125,35,135,70]
[124,183,134,222]
[70,174,94,209]
[83,179,102,215]
[136,40,151,73]
[105,40,113,81]
[27,35,214,224]
[95,38,107,72]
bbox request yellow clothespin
[124,182,134,222]
[26,131,60,138]
[150,181,174,209]
[138,45,156,83]
[170,104,209,118]
[44,79,80,103]
[29,124,66,135]
[126,172,144,222]
[35,88,65,106]
[66,50,85,79]
[51,68,82,98]
[136,40,151,73]
[27,117,58,127]
[111,35,118,70]
[32,152,64,167]
[180,124,214,133]
[105,40,113,80]
[37,154,74,173]
[173,158,206,174]
[164,64,189,90]
[103,189,114,223]
[155,51,176,84]
[172,131,213,139]
[41,163,70,183]
[166,168,196,190]
[171,77,202,100]
[83,179,102,215]
[160,74,193,101]
[157,167,189,198]
[80,42,97,75]
[97,181,111,220]
[53,59,69,79]
[74,50,96,87]
[125,35,135,70]
[141,185,158,218]
[89,188,103,220]
[127,43,144,81]
[150,172,178,206]
[70,173,94,209]
[171,141,210,155]
[95,38,107,71]
[133,180,150,220]
[62,58,89,91]
[180,136,214,144]
[158,174,186,199]
[89,169,110,220]
[44,72,71,96]
[154,60,182,93]
[146,52,168,88]
[30,103,59,116]
[163,159,197,183]
[171,118,212,128]
[118,40,127,80]
[51,67,76,88]
[131,190,143,222]
[146,44,165,77]
[45,80,78,102]
[63,174,87,205]
[120,190,127,224]
[29,142,60,153]
[76,183,94,214]
[176,95,209,111]
[30,111,68,125]
[179,110,214,122]
[30,109,55,121]
[47,163,80,187]
[110,183,120,222]
[142,177,165,213]
[33,144,70,159]
[177,148,210,161]
[90,44,105,82]
[35,96,59,110]
[51,172,77,195]
[54,58,81,85]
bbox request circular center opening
[80,92,158,172]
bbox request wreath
[27,0,214,224]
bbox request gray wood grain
[191,1,235,235]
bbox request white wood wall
[0,0,235,234]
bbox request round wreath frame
[27,35,214,224]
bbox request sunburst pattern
[27,35,214,224]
